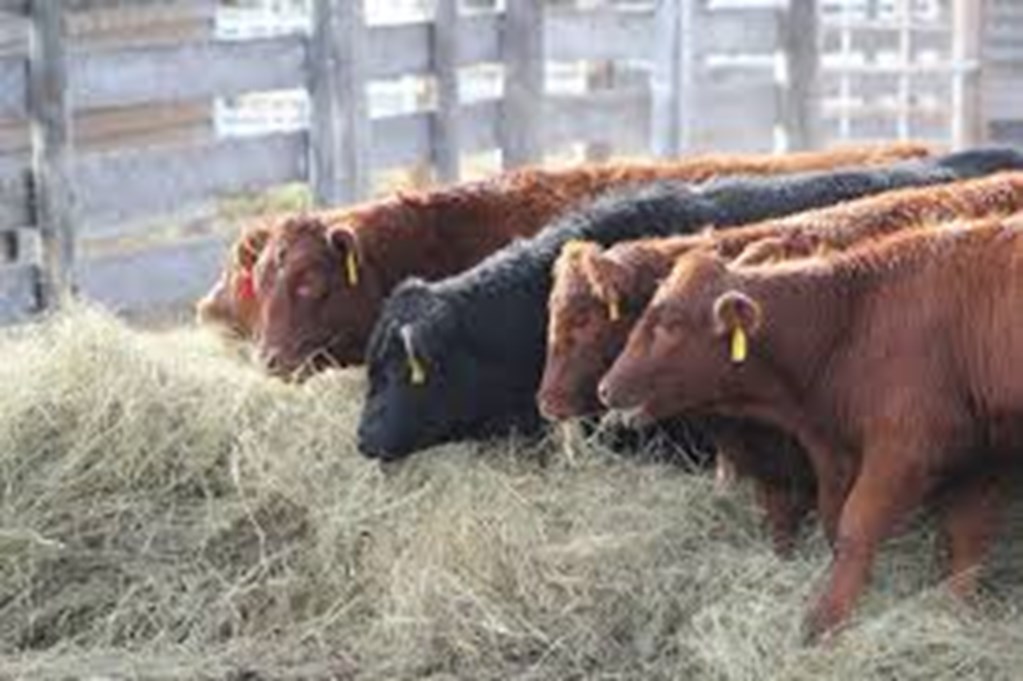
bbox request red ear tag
[236,271,255,301]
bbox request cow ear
[712,290,762,337]
[235,224,271,270]
[328,227,362,287]
[399,323,427,385]
[713,290,761,364]
[582,253,631,304]
[731,237,789,267]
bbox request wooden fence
[0,0,1007,326]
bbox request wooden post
[432,0,460,183]
[29,0,75,309]
[584,61,614,162]
[501,0,543,168]
[780,0,819,151]
[651,0,693,157]
[310,0,369,205]
[951,0,984,148]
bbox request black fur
[359,147,1023,459]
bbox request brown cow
[598,216,1023,640]
[247,144,931,375]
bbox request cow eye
[295,276,326,300]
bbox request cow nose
[597,380,613,407]
[258,347,283,373]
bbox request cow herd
[196,142,1023,641]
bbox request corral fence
[0,0,1009,325]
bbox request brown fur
[248,143,931,375]
[599,217,1023,640]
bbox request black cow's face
[358,283,540,460]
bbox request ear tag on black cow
[345,252,359,286]
[730,327,748,364]
[607,298,621,322]
[407,355,426,385]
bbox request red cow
[195,221,271,338]
[598,215,1023,640]
[244,144,931,375]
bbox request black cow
[358,147,1023,460]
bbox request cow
[597,215,1023,641]
[357,147,1023,461]
[246,144,933,375]
[195,221,271,338]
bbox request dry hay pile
[1,305,1022,680]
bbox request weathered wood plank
[0,56,24,118]
[501,0,543,167]
[29,1,75,309]
[370,90,649,171]
[0,262,37,324]
[695,6,781,55]
[432,0,460,182]
[543,89,649,152]
[67,0,215,50]
[78,234,229,313]
[75,132,305,238]
[309,0,369,205]
[73,35,305,111]
[545,6,655,62]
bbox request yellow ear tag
[345,252,359,286]
[607,298,621,322]
[730,327,748,364]
[408,355,426,385]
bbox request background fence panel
[0,0,1018,325]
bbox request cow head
[196,223,271,338]
[598,249,763,424]
[252,213,386,377]
[537,240,641,421]
[359,279,541,460]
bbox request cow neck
[734,264,860,437]
[355,201,447,293]
[616,237,707,305]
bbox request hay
[1,305,1022,680]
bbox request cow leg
[755,480,813,557]
[803,447,930,643]
[937,467,1005,599]
[814,462,854,547]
